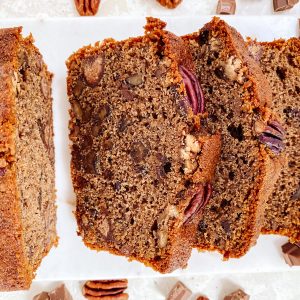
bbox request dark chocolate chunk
[48,284,73,300]
[224,289,250,300]
[273,0,298,12]
[167,281,192,300]
[281,242,300,266]
[216,0,236,15]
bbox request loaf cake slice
[183,18,283,258]
[0,28,56,290]
[67,18,221,273]
[248,38,300,241]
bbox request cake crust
[0,27,57,291]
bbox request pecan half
[179,65,205,114]
[75,0,100,16]
[257,120,285,154]
[83,280,128,300]
[183,183,212,224]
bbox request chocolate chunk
[291,185,300,200]
[0,167,6,176]
[199,30,209,46]
[221,220,231,234]
[281,242,300,266]
[223,289,250,300]
[33,291,50,300]
[167,281,192,300]
[273,0,298,11]
[216,0,236,15]
[48,284,73,300]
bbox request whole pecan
[75,0,100,16]
[179,65,205,115]
[83,280,128,299]
[256,120,285,154]
[156,0,182,9]
[183,183,212,224]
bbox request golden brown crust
[0,27,32,291]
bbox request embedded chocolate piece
[281,242,300,266]
[167,281,192,300]
[48,284,73,300]
[223,289,250,300]
[216,0,236,15]
[33,292,50,300]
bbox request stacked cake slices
[67,17,299,272]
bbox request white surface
[0,16,298,281]
[0,0,300,17]
[2,271,300,300]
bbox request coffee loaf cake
[0,28,56,290]
[184,18,283,258]
[248,38,300,241]
[67,18,221,273]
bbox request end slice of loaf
[0,27,57,291]
[248,38,300,242]
[183,17,283,258]
[67,18,221,273]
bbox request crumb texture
[184,17,280,258]
[249,38,300,241]
[0,27,56,291]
